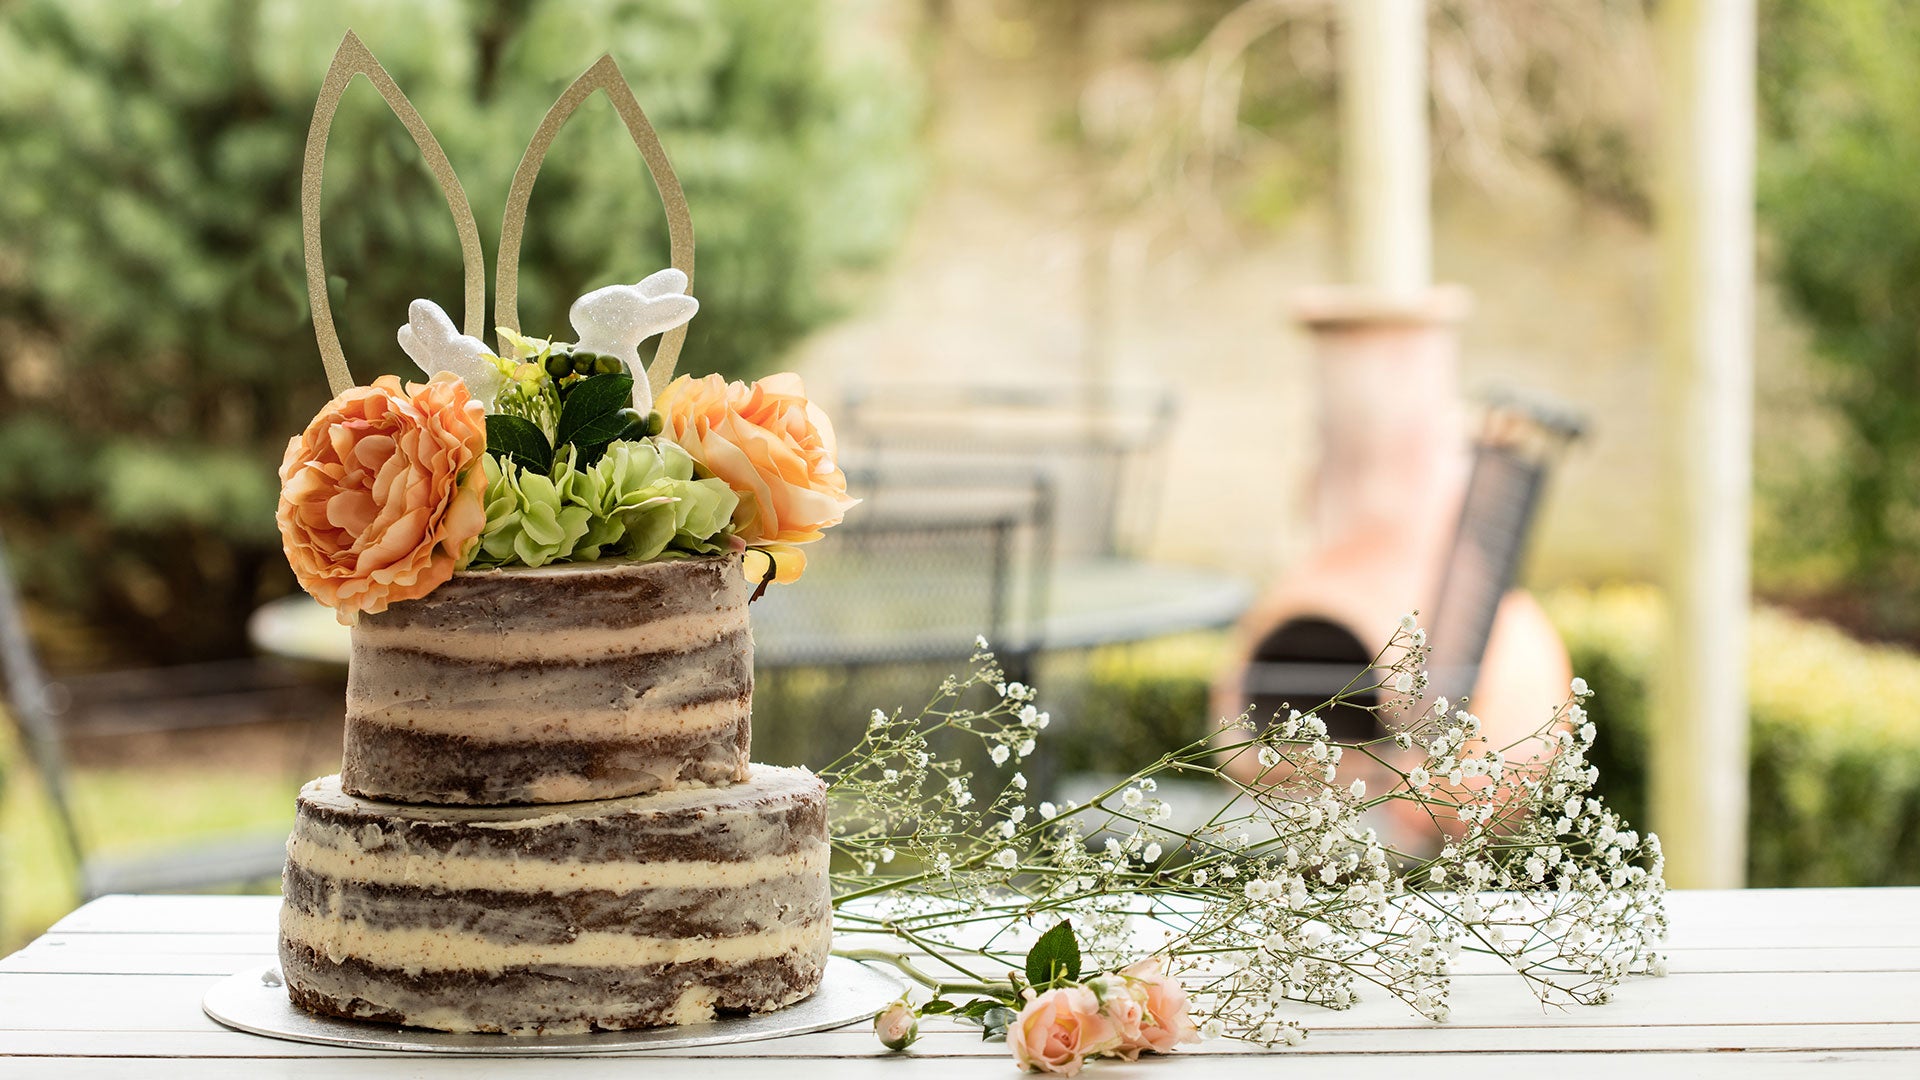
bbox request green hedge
[1546,586,1920,887]
[1055,592,1920,887]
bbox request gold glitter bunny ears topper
[301,32,696,398]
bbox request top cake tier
[343,555,752,806]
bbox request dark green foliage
[483,414,551,474]
[1759,0,1920,636]
[553,371,633,465]
[0,0,918,661]
[1024,920,1081,990]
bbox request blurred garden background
[5,0,1920,951]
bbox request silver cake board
[204,955,902,1054]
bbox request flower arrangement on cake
[277,273,853,623]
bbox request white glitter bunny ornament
[569,268,699,406]
[396,299,505,408]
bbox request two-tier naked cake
[277,560,834,1034]
[273,38,855,1036]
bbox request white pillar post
[1339,0,1430,293]
[1652,0,1755,889]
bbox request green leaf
[555,372,635,452]
[485,415,552,474]
[1024,920,1081,990]
[979,1007,1018,1042]
[918,1000,958,1015]
[960,998,1012,1018]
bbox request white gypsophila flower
[1201,1018,1226,1040]
[1017,739,1035,758]
[1350,778,1367,798]
[989,744,1010,766]
[869,708,888,728]
[1011,772,1027,790]
[879,847,895,863]
[1571,676,1590,697]
[1008,805,1027,824]
[1409,767,1430,790]
[975,634,990,649]
[1400,613,1418,632]
[882,769,898,782]
[1412,628,1427,646]
[1144,842,1163,862]
[994,848,1018,869]
[1394,731,1414,749]
[1123,787,1144,808]
[1394,672,1415,694]
[998,821,1017,839]
[1192,868,1209,887]
[1258,745,1281,768]
[1040,801,1057,819]
[1018,705,1039,726]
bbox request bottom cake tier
[278,765,832,1035]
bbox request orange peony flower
[1006,986,1120,1077]
[654,373,857,561]
[277,372,488,622]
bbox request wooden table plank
[6,1022,1920,1059]
[5,889,1919,1074]
[2,967,1914,1035]
[6,1051,1920,1079]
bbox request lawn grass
[1,722,298,953]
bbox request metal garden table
[2,889,1916,1076]
[247,557,1255,669]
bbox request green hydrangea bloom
[572,440,740,561]
[655,441,739,555]
[569,440,680,561]
[472,453,592,568]
[472,440,738,569]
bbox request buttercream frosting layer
[279,766,832,1035]
[342,556,752,805]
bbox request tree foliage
[1759,0,1920,635]
[0,0,918,661]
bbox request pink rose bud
[874,1000,919,1051]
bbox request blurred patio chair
[837,380,1174,559]
[1235,394,1585,735]
[0,528,304,901]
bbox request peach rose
[654,372,857,550]
[1006,986,1119,1077]
[277,372,487,622]
[1091,979,1149,1061]
[1115,957,1199,1055]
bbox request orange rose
[1006,986,1119,1076]
[277,372,487,622]
[654,373,857,558]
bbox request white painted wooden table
[2,889,1917,1078]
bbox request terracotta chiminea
[1213,286,1572,844]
